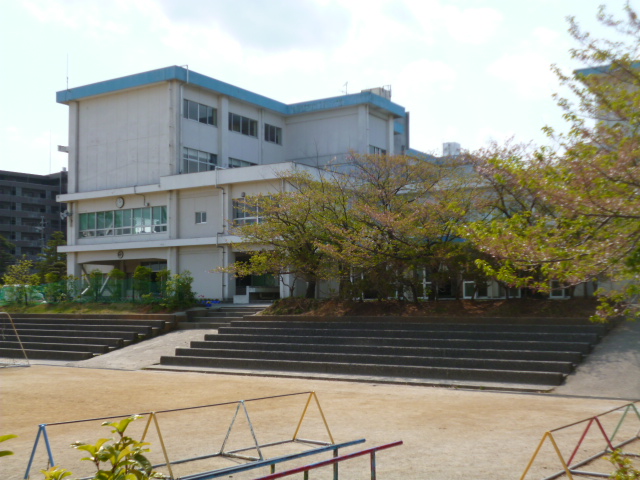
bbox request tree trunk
[305,280,316,299]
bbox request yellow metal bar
[292,392,314,440]
[520,432,574,480]
[152,413,175,480]
[140,413,154,442]
[312,392,335,445]
[547,433,573,480]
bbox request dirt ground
[2,365,639,480]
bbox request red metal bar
[567,416,618,466]
[252,441,403,480]
[549,402,639,433]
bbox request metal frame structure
[252,441,403,480]
[24,391,342,479]
[0,311,30,368]
[520,401,640,479]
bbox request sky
[0,0,635,175]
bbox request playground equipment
[24,391,398,480]
[521,400,640,479]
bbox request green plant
[133,266,153,300]
[108,268,127,301]
[44,415,166,480]
[41,466,73,479]
[0,434,17,458]
[86,269,104,302]
[608,449,640,480]
[160,271,196,310]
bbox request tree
[1,257,40,305]
[35,231,66,283]
[466,4,640,319]
[0,235,15,280]
[226,170,346,298]
[226,154,489,301]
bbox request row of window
[183,99,283,145]
[232,199,266,226]
[79,207,167,237]
[182,147,218,174]
[183,99,217,126]
[229,112,258,137]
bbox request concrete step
[159,355,566,385]
[173,347,575,374]
[192,340,584,363]
[0,334,125,348]
[6,328,139,342]
[231,320,607,335]
[217,326,599,343]
[12,323,155,335]
[204,333,593,354]
[0,340,111,354]
[178,321,231,330]
[0,347,94,361]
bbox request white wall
[178,246,223,298]
[369,113,388,151]
[285,108,360,164]
[77,84,173,192]
[178,188,222,238]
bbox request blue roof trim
[575,61,640,76]
[406,148,436,160]
[394,120,405,134]
[288,91,405,118]
[56,66,406,118]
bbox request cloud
[156,0,352,52]
[442,6,503,44]
[487,51,556,99]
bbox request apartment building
[0,170,67,263]
[56,66,410,301]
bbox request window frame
[228,112,258,138]
[264,123,283,145]
[183,99,218,127]
[195,211,207,224]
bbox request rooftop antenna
[66,54,69,90]
[49,131,52,174]
[342,81,348,95]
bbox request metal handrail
[252,440,403,480]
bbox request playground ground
[2,364,639,480]
[3,319,639,479]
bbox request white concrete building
[56,66,410,302]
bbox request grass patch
[261,297,600,318]
[0,302,179,314]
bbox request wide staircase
[178,305,267,330]
[0,314,177,361]
[159,317,611,387]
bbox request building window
[232,198,265,225]
[182,147,217,174]
[79,206,167,238]
[228,112,258,137]
[195,211,207,224]
[183,99,217,126]
[369,145,387,155]
[228,157,256,169]
[264,124,282,145]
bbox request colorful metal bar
[251,440,403,480]
[178,439,366,480]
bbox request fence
[520,401,640,479]
[24,391,359,480]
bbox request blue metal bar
[178,439,366,480]
[42,426,55,468]
[23,425,44,479]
